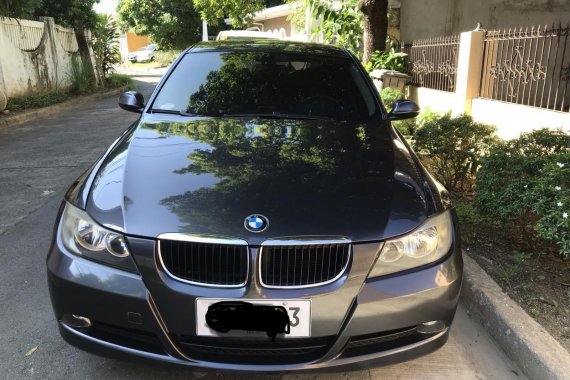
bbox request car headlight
[368,211,454,278]
[60,202,138,273]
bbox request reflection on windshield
[152,51,378,122]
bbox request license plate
[196,298,311,337]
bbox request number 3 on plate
[289,307,300,327]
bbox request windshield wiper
[149,109,203,117]
[223,113,334,121]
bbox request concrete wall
[0,17,86,99]
[472,98,570,140]
[400,0,570,42]
[409,87,459,115]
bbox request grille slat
[260,243,350,288]
[159,240,248,287]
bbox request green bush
[93,14,121,77]
[379,87,403,110]
[105,73,135,89]
[70,55,96,94]
[364,48,409,73]
[474,129,570,256]
[414,113,497,193]
[6,92,69,112]
[154,50,181,67]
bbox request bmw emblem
[244,214,269,233]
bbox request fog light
[62,314,92,329]
[417,320,446,334]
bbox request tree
[309,0,363,57]
[0,0,39,19]
[0,0,98,29]
[309,0,388,63]
[193,0,283,27]
[117,0,202,49]
[33,0,100,29]
[194,0,264,27]
[358,0,388,63]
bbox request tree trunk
[359,0,389,63]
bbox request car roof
[188,40,351,58]
[216,30,281,40]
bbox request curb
[0,86,128,129]
[462,254,570,380]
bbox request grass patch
[70,55,96,94]
[106,73,135,90]
[6,92,70,112]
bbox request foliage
[93,14,120,78]
[117,0,202,49]
[194,0,283,27]
[379,87,403,110]
[474,129,570,256]
[6,92,69,112]
[194,0,262,27]
[69,55,96,94]
[33,0,99,29]
[0,0,39,19]
[105,73,135,89]
[309,0,363,57]
[454,198,490,226]
[413,113,497,193]
[364,48,409,73]
[154,50,181,67]
[0,0,98,29]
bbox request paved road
[0,69,525,380]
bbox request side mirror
[118,91,144,113]
[388,100,420,120]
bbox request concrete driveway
[0,70,525,379]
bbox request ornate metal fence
[480,24,570,112]
[403,35,460,92]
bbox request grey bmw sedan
[47,40,462,372]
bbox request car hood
[86,115,431,244]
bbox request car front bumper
[47,230,462,372]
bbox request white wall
[408,87,460,115]
[471,98,570,140]
[400,0,570,42]
[0,17,83,98]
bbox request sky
[93,0,119,16]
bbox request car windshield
[139,45,155,51]
[151,51,379,121]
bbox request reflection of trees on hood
[141,119,392,233]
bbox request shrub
[154,50,181,67]
[105,73,135,89]
[6,92,69,112]
[413,113,497,193]
[364,48,409,73]
[93,14,121,78]
[474,129,570,256]
[70,55,96,94]
[379,87,403,110]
